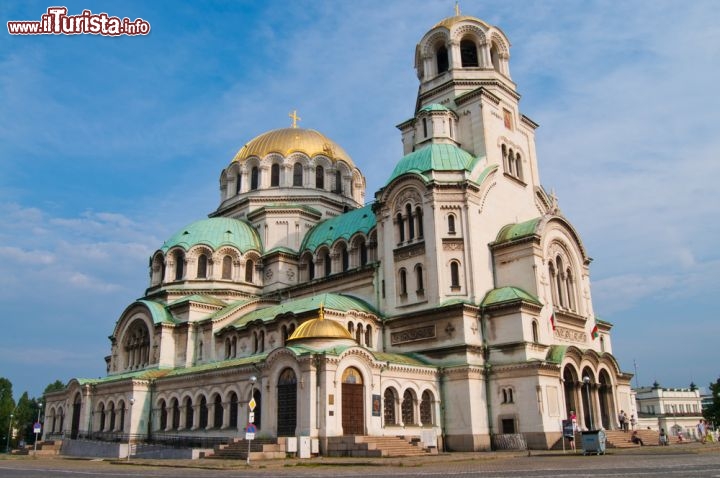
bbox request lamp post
[247,376,256,466]
[127,397,135,461]
[33,402,43,453]
[5,413,13,454]
[583,376,594,431]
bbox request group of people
[618,410,636,432]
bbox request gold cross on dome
[455,1,461,16]
[289,110,301,128]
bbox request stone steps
[327,435,430,457]
[604,429,659,448]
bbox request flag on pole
[550,310,556,331]
[591,321,599,339]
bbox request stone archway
[70,393,82,439]
[341,367,364,435]
[562,366,579,419]
[598,369,615,430]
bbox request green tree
[43,380,65,395]
[704,377,720,428]
[0,378,16,452]
[14,392,34,445]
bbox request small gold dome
[433,15,490,30]
[287,316,353,342]
[232,127,355,167]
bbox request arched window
[600,336,606,353]
[460,39,479,67]
[515,153,523,181]
[109,402,116,431]
[198,340,203,361]
[401,390,414,425]
[399,268,408,296]
[406,204,415,240]
[490,42,500,72]
[355,323,363,343]
[159,400,167,430]
[250,167,259,190]
[231,336,237,357]
[364,325,372,347]
[359,240,368,266]
[235,173,242,194]
[124,319,150,370]
[199,396,208,429]
[245,259,254,283]
[555,257,565,307]
[420,391,433,425]
[323,250,331,277]
[293,163,303,186]
[197,253,208,279]
[270,163,280,187]
[415,264,424,293]
[422,117,428,137]
[436,45,449,74]
[384,388,397,425]
[502,144,508,171]
[341,245,349,271]
[119,401,126,432]
[532,320,539,343]
[415,206,424,238]
[184,397,193,429]
[334,170,342,193]
[174,251,185,280]
[315,165,324,189]
[171,399,180,429]
[308,255,315,280]
[225,337,231,359]
[222,255,232,279]
[213,394,222,428]
[448,214,456,234]
[229,393,238,428]
[99,403,106,432]
[348,322,354,336]
[565,268,576,310]
[450,261,460,289]
[396,213,405,243]
[508,148,515,176]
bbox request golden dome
[287,314,353,342]
[433,15,490,30]
[232,127,355,167]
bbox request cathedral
[44,11,633,454]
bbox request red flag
[550,311,556,331]
[591,322,599,339]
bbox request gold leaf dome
[232,127,355,167]
[433,15,490,30]
[287,315,353,342]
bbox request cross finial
[455,1,461,16]
[319,301,324,321]
[289,110,301,128]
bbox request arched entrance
[341,367,364,435]
[252,388,262,430]
[563,366,578,418]
[580,368,595,430]
[598,370,615,429]
[276,368,297,436]
[70,393,82,439]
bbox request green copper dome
[160,217,262,253]
[386,144,479,184]
[301,204,375,252]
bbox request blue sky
[1,0,718,399]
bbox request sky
[0,0,718,400]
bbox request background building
[45,11,632,455]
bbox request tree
[704,377,720,428]
[43,380,65,395]
[14,392,35,445]
[0,378,16,452]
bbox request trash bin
[581,430,606,455]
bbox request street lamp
[127,397,135,461]
[5,413,13,454]
[583,376,594,431]
[33,402,43,453]
[247,375,257,466]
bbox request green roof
[476,164,498,185]
[229,293,378,329]
[481,286,542,307]
[164,354,269,377]
[160,217,262,254]
[373,351,434,367]
[168,294,227,308]
[546,345,567,364]
[495,217,541,244]
[301,204,375,252]
[419,103,452,113]
[138,300,178,324]
[387,144,479,184]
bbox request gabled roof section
[301,204,375,252]
[227,293,378,329]
[137,299,178,325]
[160,217,262,254]
[494,217,541,244]
[481,286,542,307]
[386,143,479,184]
[168,294,227,308]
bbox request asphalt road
[0,448,719,477]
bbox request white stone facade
[44,12,632,454]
